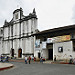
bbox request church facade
[1,8,38,58]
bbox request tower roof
[13,7,23,14]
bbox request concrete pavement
[0,59,74,71]
[0,62,14,71]
[0,60,52,71]
[0,62,75,75]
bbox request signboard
[35,39,40,49]
[47,38,54,43]
[42,42,46,49]
[47,35,71,43]
[53,35,71,42]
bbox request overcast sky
[0,0,75,31]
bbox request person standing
[54,55,56,61]
[28,56,31,64]
[73,58,75,64]
[25,56,27,64]
[69,55,73,64]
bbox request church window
[58,47,63,52]
[15,13,18,19]
[1,30,3,34]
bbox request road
[0,62,75,75]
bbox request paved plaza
[0,61,75,75]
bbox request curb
[0,64,14,71]
[51,61,74,64]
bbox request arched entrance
[11,48,14,57]
[18,48,22,58]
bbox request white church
[0,8,38,58]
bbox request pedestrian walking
[25,56,27,64]
[28,56,31,64]
[40,57,43,64]
[5,56,9,62]
[1,55,3,62]
[31,55,34,61]
[34,57,36,62]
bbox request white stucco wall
[53,41,74,60]
[24,21,27,36]
[9,26,12,39]
[31,36,34,53]
[0,38,2,55]
[28,20,31,35]
[4,27,8,39]
[42,49,48,60]
[31,18,37,34]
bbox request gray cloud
[0,0,75,31]
[0,0,38,27]
[72,5,75,23]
